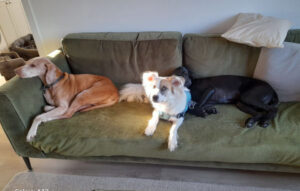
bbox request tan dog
[15,57,119,142]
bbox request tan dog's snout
[14,64,33,78]
[14,66,24,77]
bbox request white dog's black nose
[152,95,159,102]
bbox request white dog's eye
[161,86,167,92]
[153,85,156,89]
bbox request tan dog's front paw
[26,127,37,142]
[144,125,156,136]
[168,137,178,152]
[26,131,36,142]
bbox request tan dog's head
[142,71,185,103]
[15,57,50,78]
[14,57,56,80]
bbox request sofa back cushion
[254,42,300,102]
[183,34,261,78]
[62,32,182,84]
[285,29,300,44]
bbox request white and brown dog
[15,57,119,142]
[120,72,192,151]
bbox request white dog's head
[142,71,186,104]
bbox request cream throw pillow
[253,42,300,102]
[222,13,292,48]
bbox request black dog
[173,66,279,128]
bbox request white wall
[22,0,300,56]
[0,29,9,53]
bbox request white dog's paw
[144,125,156,136]
[168,137,178,152]
[26,129,37,142]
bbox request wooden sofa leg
[22,157,32,171]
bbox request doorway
[0,0,31,53]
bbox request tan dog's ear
[45,59,58,84]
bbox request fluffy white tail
[119,83,149,103]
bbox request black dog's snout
[152,95,159,102]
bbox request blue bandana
[159,90,192,120]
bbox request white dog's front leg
[168,117,184,152]
[26,106,68,142]
[145,110,159,136]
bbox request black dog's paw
[258,120,270,128]
[188,104,208,118]
[199,112,207,118]
[245,118,256,128]
[194,110,207,118]
[205,106,218,115]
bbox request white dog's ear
[171,76,185,87]
[142,71,158,84]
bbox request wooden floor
[0,127,27,190]
[0,76,300,190]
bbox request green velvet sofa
[1,30,300,173]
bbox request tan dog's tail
[119,83,149,103]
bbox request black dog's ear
[173,66,188,75]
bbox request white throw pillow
[222,13,292,48]
[253,42,300,102]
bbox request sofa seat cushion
[62,32,182,85]
[31,102,300,167]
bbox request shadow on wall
[201,15,237,34]
[41,15,238,55]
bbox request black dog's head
[173,66,192,88]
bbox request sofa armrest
[0,49,71,157]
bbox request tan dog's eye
[30,64,35,67]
